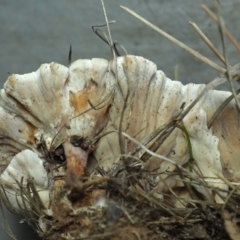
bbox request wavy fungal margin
[0,55,239,238]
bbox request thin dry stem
[120,6,226,73]
[82,176,109,190]
[130,105,183,157]
[215,0,240,111]
[202,4,240,53]
[189,21,226,64]
[208,88,240,128]
[120,131,179,167]
[129,188,176,217]
[101,0,115,59]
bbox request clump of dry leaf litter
[1,1,240,240]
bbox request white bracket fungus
[0,55,239,224]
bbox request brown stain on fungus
[69,80,99,115]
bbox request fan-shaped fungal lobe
[0,55,239,230]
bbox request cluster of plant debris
[2,158,240,240]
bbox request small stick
[121,6,226,73]
[189,21,226,64]
[202,4,240,53]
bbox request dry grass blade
[221,187,237,213]
[120,5,226,73]
[130,103,184,157]
[82,176,109,190]
[214,0,240,112]
[221,180,240,192]
[189,21,226,64]
[158,174,185,207]
[223,211,240,240]
[140,125,175,162]
[177,62,240,126]
[202,4,240,53]
[101,0,115,58]
[129,187,176,217]
[120,131,179,167]
[208,88,240,128]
